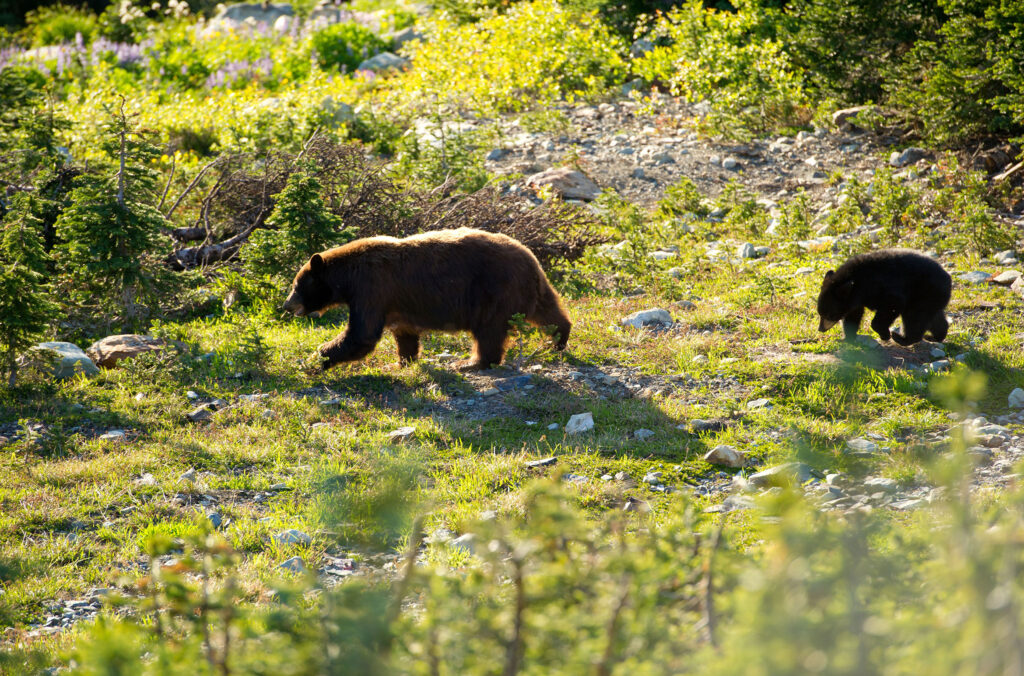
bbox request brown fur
[282,228,572,370]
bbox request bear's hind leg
[458,325,508,371]
[393,329,421,365]
[926,313,949,342]
[891,311,930,346]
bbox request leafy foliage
[310,21,387,73]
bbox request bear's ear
[309,253,325,277]
[824,270,835,280]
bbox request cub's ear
[309,253,325,276]
[823,270,835,280]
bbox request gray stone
[846,437,879,454]
[318,96,355,127]
[212,3,293,27]
[86,334,165,368]
[749,462,813,487]
[991,270,1021,285]
[387,27,422,49]
[961,271,991,284]
[450,533,476,554]
[738,242,756,259]
[32,342,99,379]
[278,556,306,574]
[634,428,655,441]
[722,157,740,170]
[630,38,654,58]
[547,423,560,431]
[388,426,416,444]
[565,412,595,435]
[621,308,673,329]
[207,512,223,528]
[863,476,898,492]
[179,468,197,482]
[485,148,508,161]
[357,52,409,72]
[525,456,557,468]
[889,147,929,167]
[186,405,214,423]
[747,398,771,410]
[273,529,312,546]
[643,471,662,484]
[1009,388,1024,409]
[99,430,126,442]
[525,167,601,201]
[704,444,746,468]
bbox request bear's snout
[282,292,306,317]
[819,317,837,332]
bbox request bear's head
[816,270,855,332]
[283,253,334,318]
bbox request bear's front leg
[870,308,899,341]
[318,312,385,370]
[842,307,864,342]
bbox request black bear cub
[817,249,952,346]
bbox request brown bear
[282,228,572,371]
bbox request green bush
[24,3,98,46]
[396,0,628,115]
[309,22,388,73]
[634,0,810,137]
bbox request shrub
[634,0,810,137]
[24,4,99,47]
[309,21,387,73]
[396,0,628,115]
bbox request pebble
[703,444,746,468]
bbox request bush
[24,3,99,46]
[634,0,810,137]
[309,21,387,73]
[396,0,628,115]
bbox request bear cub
[817,249,952,346]
[282,228,572,371]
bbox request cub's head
[282,254,334,318]
[816,270,855,332]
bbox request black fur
[817,249,952,346]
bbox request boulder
[565,412,595,435]
[621,308,673,329]
[525,167,601,201]
[86,334,165,368]
[356,52,409,73]
[32,342,100,379]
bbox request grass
[2,221,1024,664]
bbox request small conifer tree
[243,169,355,280]
[56,100,171,328]
[0,193,57,387]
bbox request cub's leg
[870,308,900,342]
[393,328,421,365]
[926,313,949,342]
[842,307,864,342]
[891,310,931,346]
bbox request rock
[630,38,654,58]
[621,308,673,329]
[1009,388,1024,409]
[930,347,946,359]
[846,438,879,455]
[675,300,696,310]
[990,270,1022,285]
[863,477,898,492]
[1012,276,1024,298]
[273,529,312,546]
[207,512,223,528]
[704,444,746,468]
[891,498,924,511]
[547,423,560,431]
[495,375,532,391]
[687,419,726,433]
[747,398,771,410]
[722,157,740,170]
[134,473,156,487]
[318,96,355,127]
[186,405,214,423]
[485,148,508,161]
[179,468,196,482]
[388,426,416,444]
[450,533,476,554]
[738,242,756,259]
[85,334,165,368]
[32,342,100,379]
[525,456,557,468]
[565,412,595,435]
[480,387,500,397]
[643,471,662,484]
[634,428,655,441]
[889,147,929,167]
[387,27,422,49]
[832,106,875,130]
[749,462,813,488]
[278,556,306,574]
[99,430,126,442]
[961,271,992,284]
[210,3,293,28]
[357,52,409,72]
[525,167,601,201]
